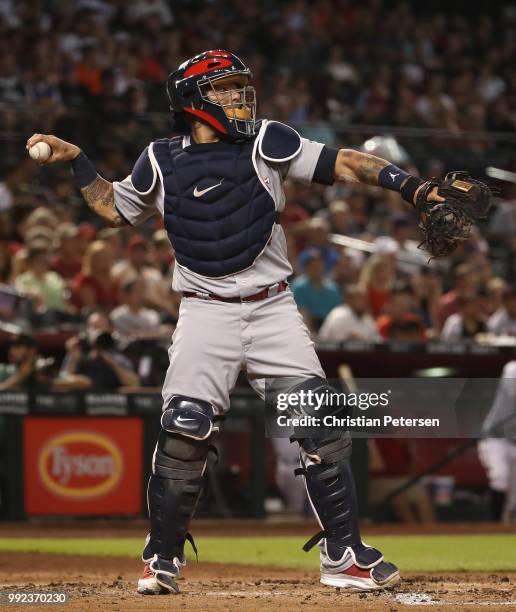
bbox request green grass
[0,535,514,572]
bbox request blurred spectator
[151,230,174,276]
[326,200,351,234]
[14,244,69,323]
[489,198,516,243]
[487,277,508,315]
[0,334,40,391]
[23,207,58,236]
[127,0,174,26]
[298,218,340,274]
[441,294,487,341]
[410,268,442,332]
[436,264,480,329]
[415,73,458,131]
[112,234,179,320]
[369,439,436,524]
[75,44,103,96]
[113,235,156,283]
[291,249,341,333]
[487,287,516,336]
[332,249,362,287]
[0,333,89,392]
[377,285,425,341]
[72,240,119,312]
[390,214,415,251]
[51,223,85,281]
[316,199,359,236]
[359,253,396,318]
[318,285,379,343]
[97,227,123,262]
[61,311,139,391]
[111,277,173,345]
[24,226,54,250]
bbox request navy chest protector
[152,135,277,278]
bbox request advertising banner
[24,416,142,515]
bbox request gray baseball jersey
[112,123,331,412]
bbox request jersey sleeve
[112,146,162,226]
[285,139,338,185]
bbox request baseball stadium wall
[0,342,510,521]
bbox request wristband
[378,164,409,191]
[400,175,425,206]
[71,151,97,189]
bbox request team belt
[182,281,288,303]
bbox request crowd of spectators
[1,0,516,392]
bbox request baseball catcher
[26,49,492,595]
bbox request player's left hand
[413,183,445,207]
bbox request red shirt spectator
[368,286,390,319]
[72,272,119,312]
[51,224,85,281]
[359,254,395,317]
[436,263,479,329]
[72,240,119,312]
[377,286,425,341]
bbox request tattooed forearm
[335,149,390,186]
[80,176,125,227]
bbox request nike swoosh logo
[176,415,196,423]
[193,179,224,198]
[389,172,399,181]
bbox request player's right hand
[26,133,81,164]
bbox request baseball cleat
[137,554,183,595]
[319,542,400,591]
[320,560,400,591]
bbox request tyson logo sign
[38,431,123,499]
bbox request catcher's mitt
[415,171,495,258]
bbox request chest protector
[152,135,276,278]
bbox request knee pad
[153,395,219,480]
[146,396,219,561]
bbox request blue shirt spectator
[291,249,342,333]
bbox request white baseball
[28,141,52,162]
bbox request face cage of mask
[197,74,257,137]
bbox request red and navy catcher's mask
[166,50,256,140]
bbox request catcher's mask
[166,50,256,140]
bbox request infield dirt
[1,523,515,611]
[1,551,515,611]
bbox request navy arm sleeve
[312,146,339,186]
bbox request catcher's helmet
[166,50,256,140]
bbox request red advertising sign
[24,417,142,515]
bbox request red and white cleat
[319,542,400,591]
[321,560,400,591]
[137,555,183,595]
[137,562,163,595]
